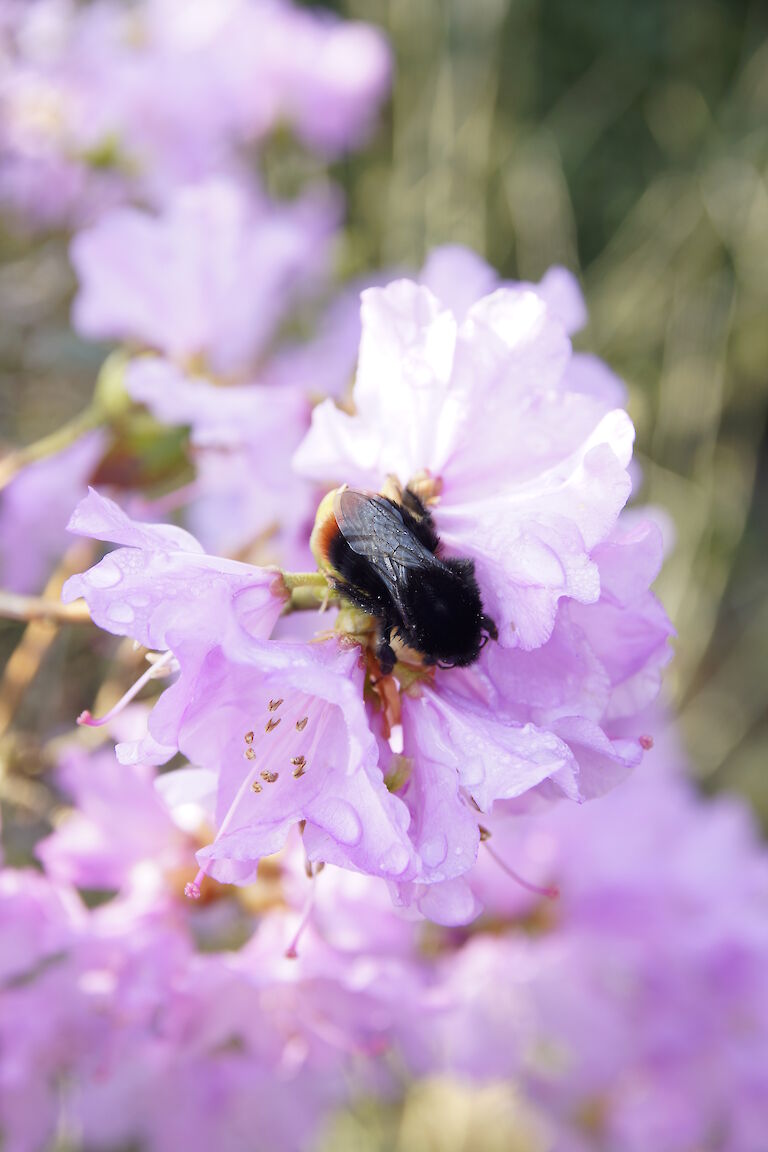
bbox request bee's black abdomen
[403,559,486,668]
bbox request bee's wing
[334,489,432,602]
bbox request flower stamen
[483,838,559,901]
[285,872,320,959]
[77,649,176,727]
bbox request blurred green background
[1,0,768,834]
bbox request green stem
[281,571,329,591]
[0,404,104,493]
[287,585,340,612]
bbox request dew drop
[379,843,412,876]
[421,834,448,868]
[87,560,122,589]
[107,602,135,624]
[320,799,362,846]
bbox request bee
[312,483,498,675]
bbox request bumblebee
[312,483,497,674]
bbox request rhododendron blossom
[0,0,763,1139]
[295,276,634,651]
[0,0,391,225]
[63,269,671,926]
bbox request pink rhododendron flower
[294,277,634,651]
[424,744,768,1152]
[68,176,339,561]
[71,178,337,376]
[60,258,672,924]
[0,0,391,225]
[36,745,198,894]
[0,867,387,1152]
[62,490,418,891]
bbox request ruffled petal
[439,410,634,648]
[62,490,284,651]
[402,686,575,813]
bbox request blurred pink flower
[68,176,339,561]
[0,0,391,225]
[0,429,105,594]
[71,178,338,376]
[427,749,768,1152]
[125,357,315,563]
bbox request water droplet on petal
[87,560,122,589]
[379,843,411,876]
[107,602,135,625]
[321,799,362,846]
[421,834,448,868]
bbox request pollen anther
[265,717,281,734]
[296,716,308,731]
[244,730,254,744]
[268,699,283,712]
[244,747,256,761]
[251,781,262,793]
[261,770,279,783]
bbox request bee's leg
[481,613,499,641]
[376,627,396,676]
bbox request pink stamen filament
[77,649,175,728]
[483,840,559,900]
[285,874,318,959]
[185,728,276,900]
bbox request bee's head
[405,558,493,669]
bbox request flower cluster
[0,0,390,226]
[63,260,672,925]
[3,720,768,1151]
[4,4,764,1149]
